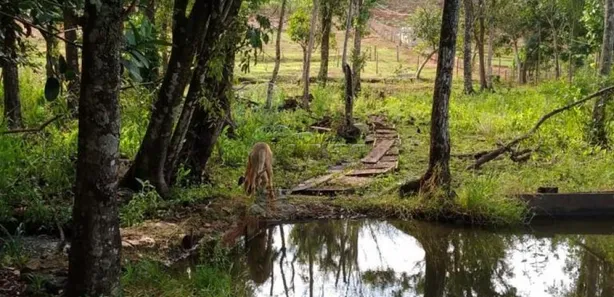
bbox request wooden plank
[374,134,398,139]
[310,126,332,133]
[361,139,395,164]
[290,173,337,193]
[364,162,398,169]
[332,176,373,186]
[380,155,398,162]
[347,167,395,176]
[365,135,375,144]
[376,129,397,135]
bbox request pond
[237,219,614,297]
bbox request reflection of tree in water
[245,226,277,285]
[552,236,614,297]
[288,220,362,295]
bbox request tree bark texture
[165,0,242,183]
[352,0,363,94]
[318,0,332,85]
[1,14,23,130]
[122,0,216,196]
[422,0,459,196]
[266,0,287,109]
[591,0,614,147]
[63,7,81,115]
[302,0,319,108]
[343,63,354,126]
[462,0,474,94]
[341,0,353,67]
[477,0,487,91]
[66,0,123,295]
[180,46,236,181]
[486,0,494,89]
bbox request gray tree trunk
[477,0,487,91]
[302,0,319,108]
[462,0,474,94]
[1,14,23,129]
[352,0,363,94]
[591,0,614,147]
[318,0,332,85]
[66,0,123,295]
[63,7,80,115]
[122,0,216,196]
[486,0,495,89]
[422,0,460,196]
[341,0,353,67]
[416,48,438,80]
[266,0,287,109]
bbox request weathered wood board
[361,139,395,164]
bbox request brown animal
[238,142,275,204]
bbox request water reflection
[241,220,614,297]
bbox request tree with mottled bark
[590,0,614,148]
[341,0,353,67]
[66,0,123,295]
[1,6,23,129]
[351,0,363,94]
[462,0,474,94]
[402,0,459,197]
[486,0,495,90]
[266,0,287,109]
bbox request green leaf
[44,77,61,101]
[121,59,143,82]
[59,55,67,74]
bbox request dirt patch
[0,267,26,297]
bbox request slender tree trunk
[342,0,353,67]
[477,0,487,91]
[266,0,287,109]
[343,63,354,127]
[591,0,614,147]
[318,0,332,85]
[416,48,438,80]
[1,16,23,129]
[302,0,319,108]
[568,24,575,83]
[462,0,474,94]
[351,0,363,94]
[486,0,495,89]
[42,25,59,78]
[553,29,560,79]
[513,40,525,84]
[421,0,459,196]
[66,0,123,295]
[63,8,80,115]
[122,0,215,196]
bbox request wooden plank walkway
[290,115,400,196]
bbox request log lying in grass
[467,86,614,170]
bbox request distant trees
[266,0,287,109]
[288,3,321,107]
[408,5,442,80]
[462,0,474,94]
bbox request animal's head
[238,176,245,186]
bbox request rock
[354,122,369,135]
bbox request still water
[240,219,614,297]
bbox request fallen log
[468,86,614,170]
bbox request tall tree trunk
[553,29,560,79]
[351,0,363,94]
[513,41,525,84]
[63,8,80,115]
[486,0,495,89]
[180,50,235,181]
[66,0,123,295]
[302,0,319,108]
[416,48,438,81]
[1,16,23,129]
[122,0,215,196]
[591,0,614,147]
[266,0,287,109]
[341,0,353,67]
[462,0,474,94]
[318,0,332,85]
[477,0,487,91]
[144,0,160,84]
[421,0,459,196]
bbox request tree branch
[0,11,82,49]
[468,86,614,169]
[1,115,64,135]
